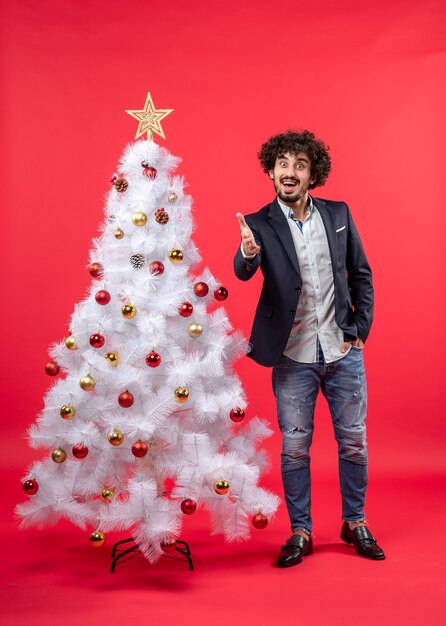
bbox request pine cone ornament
[155,208,169,224]
[130,254,146,269]
[113,177,129,192]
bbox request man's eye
[297,163,305,169]
[279,162,287,166]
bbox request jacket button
[289,309,296,315]
[295,287,301,293]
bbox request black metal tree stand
[110,537,194,573]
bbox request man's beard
[275,179,309,205]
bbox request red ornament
[146,352,161,367]
[149,261,165,276]
[89,263,104,278]
[118,390,134,408]
[181,499,197,515]
[110,174,117,183]
[143,166,157,179]
[161,540,177,553]
[23,479,39,495]
[179,302,193,317]
[214,286,228,301]
[252,513,268,530]
[95,290,111,305]
[89,333,105,348]
[230,407,245,422]
[132,441,148,457]
[194,282,209,297]
[72,444,89,459]
[45,361,60,376]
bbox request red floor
[3,468,445,626]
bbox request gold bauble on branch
[168,248,183,263]
[89,530,106,547]
[100,487,115,503]
[214,479,230,495]
[121,304,137,319]
[168,191,177,203]
[132,211,147,226]
[65,336,78,350]
[51,448,67,463]
[188,322,203,338]
[108,429,124,446]
[174,387,189,403]
[114,228,124,239]
[105,352,120,367]
[80,374,95,391]
[60,404,76,419]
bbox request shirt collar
[277,195,314,221]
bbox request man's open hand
[237,213,261,256]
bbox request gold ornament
[125,92,173,140]
[100,487,115,503]
[105,352,120,367]
[80,374,95,391]
[65,336,78,350]
[52,448,67,463]
[174,387,189,403]
[122,304,137,319]
[168,249,183,263]
[214,479,230,495]
[113,178,128,192]
[132,211,147,226]
[188,322,203,338]
[90,530,105,547]
[108,429,124,446]
[168,191,177,203]
[114,228,124,239]
[60,404,76,419]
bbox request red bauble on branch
[179,302,193,317]
[90,333,105,348]
[149,261,165,276]
[72,444,89,459]
[181,499,197,515]
[161,539,177,553]
[143,166,157,179]
[88,263,104,278]
[45,361,60,376]
[230,408,245,422]
[95,290,111,305]
[214,286,228,301]
[23,479,39,495]
[132,441,148,457]
[146,352,161,367]
[252,513,268,529]
[118,390,134,408]
[194,282,209,297]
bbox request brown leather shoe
[340,522,385,560]
[277,533,313,568]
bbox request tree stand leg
[110,537,194,573]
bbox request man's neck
[279,193,310,222]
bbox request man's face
[269,151,315,205]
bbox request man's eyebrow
[277,154,309,163]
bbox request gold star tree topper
[125,92,173,140]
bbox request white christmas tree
[17,94,279,564]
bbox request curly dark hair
[258,130,331,189]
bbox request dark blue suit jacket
[233,197,374,367]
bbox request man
[234,130,385,567]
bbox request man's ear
[268,170,274,180]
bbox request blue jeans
[272,346,368,534]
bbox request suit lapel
[267,198,301,277]
[313,198,338,269]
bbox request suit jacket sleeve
[346,205,374,342]
[233,217,263,281]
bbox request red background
[1,1,445,624]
